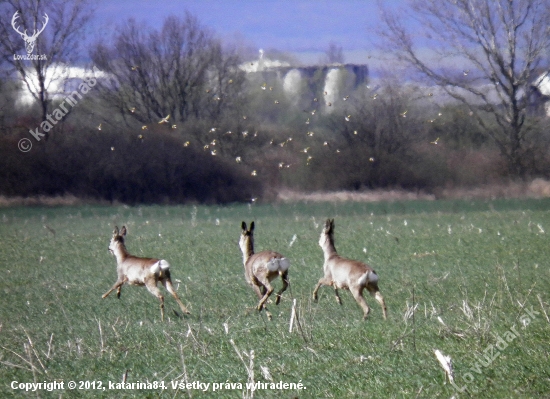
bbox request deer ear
[113,226,119,235]
[249,221,255,232]
[241,221,247,231]
[120,226,127,236]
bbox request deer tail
[151,260,170,277]
[266,257,290,272]
[359,270,378,286]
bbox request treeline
[1,9,550,204]
[0,125,262,204]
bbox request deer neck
[322,239,338,262]
[113,243,130,264]
[241,239,254,265]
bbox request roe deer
[313,219,387,320]
[239,221,289,319]
[102,226,190,321]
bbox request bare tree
[379,0,550,176]
[90,13,246,127]
[0,0,93,127]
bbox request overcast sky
[93,0,405,66]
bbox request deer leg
[275,271,289,305]
[145,282,165,321]
[162,278,191,315]
[374,291,387,320]
[102,280,124,299]
[312,277,332,302]
[350,286,370,320]
[334,287,342,305]
[367,285,387,320]
[256,276,274,311]
[251,283,270,319]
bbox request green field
[1,199,549,398]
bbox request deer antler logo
[11,11,49,55]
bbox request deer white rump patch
[150,260,170,274]
[266,257,290,272]
[358,270,378,286]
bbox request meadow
[0,199,549,398]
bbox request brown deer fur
[239,221,289,318]
[102,226,190,321]
[313,219,387,320]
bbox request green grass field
[1,199,549,398]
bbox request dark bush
[0,127,262,204]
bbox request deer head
[319,218,334,248]
[239,221,255,258]
[108,226,127,254]
[11,11,49,55]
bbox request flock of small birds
[100,62,450,177]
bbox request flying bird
[158,114,170,124]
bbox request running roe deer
[102,226,190,321]
[313,219,387,320]
[239,221,289,319]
